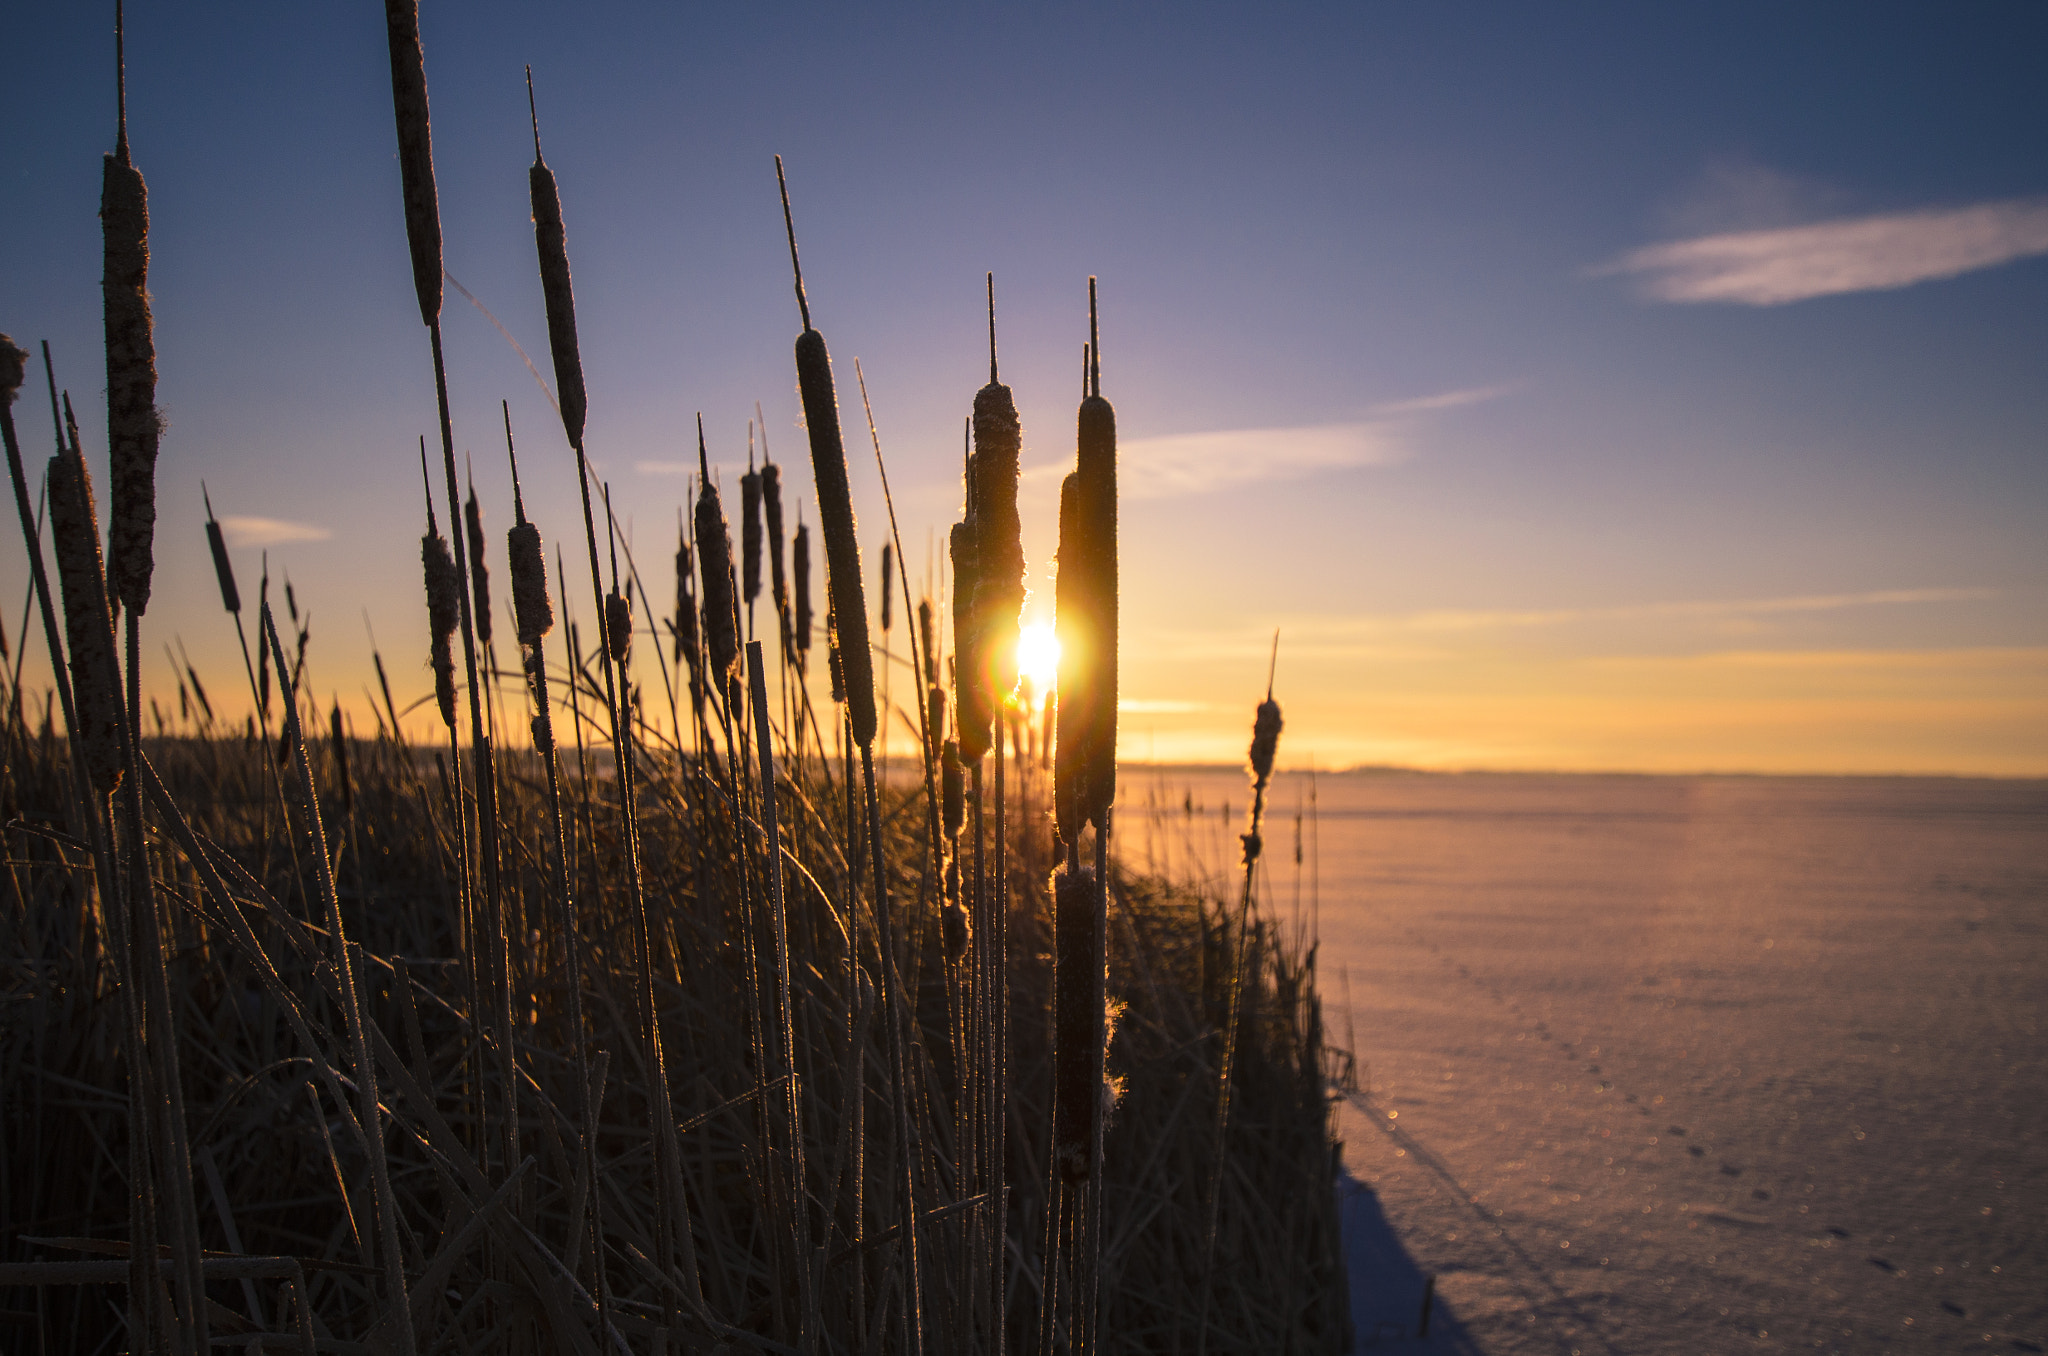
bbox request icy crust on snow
[1119,770,2048,1354]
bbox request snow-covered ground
[1118,769,2048,1355]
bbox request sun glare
[1016,622,1061,707]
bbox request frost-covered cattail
[779,157,876,748]
[1054,287,1118,845]
[202,484,239,614]
[526,71,587,450]
[103,110,159,617]
[383,0,442,328]
[792,519,813,656]
[827,602,845,705]
[762,458,787,617]
[464,474,492,646]
[879,541,893,633]
[941,737,965,840]
[694,423,739,686]
[1052,862,1105,1181]
[48,444,124,792]
[741,454,762,610]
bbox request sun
[1015,622,1061,708]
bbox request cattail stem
[262,604,416,1355]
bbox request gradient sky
[5,2,2045,774]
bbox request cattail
[918,596,936,691]
[969,276,1025,715]
[0,334,24,402]
[827,602,845,705]
[779,158,876,748]
[382,0,442,327]
[202,484,239,614]
[47,443,124,792]
[605,590,632,665]
[741,457,763,608]
[762,458,787,616]
[1052,862,1105,1181]
[671,519,695,664]
[941,896,970,962]
[504,413,553,650]
[103,112,159,617]
[464,474,491,646]
[526,72,587,450]
[694,423,739,686]
[1054,285,1118,844]
[926,683,947,776]
[950,513,986,759]
[941,737,965,840]
[792,519,813,655]
[879,541,893,632]
[420,447,460,730]
[330,702,353,818]
[1241,637,1283,864]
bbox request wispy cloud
[1595,197,2048,305]
[1026,384,1515,501]
[221,515,330,547]
[1140,588,1995,662]
[1393,587,1995,633]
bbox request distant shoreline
[1120,761,2048,783]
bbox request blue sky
[4,2,2044,771]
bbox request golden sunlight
[1017,622,1061,707]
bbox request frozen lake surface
[1118,769,2048,1355]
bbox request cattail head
[0,334,25,403]
[102,140,159,616]
[1054,282,1119,846]
[792,519,813,654]
[1249,697,1282,788]
[605,590,633,665]
[383,0,442,327]
[950,514,987,760]
[941,895,970,963]
[1052,862,1105,1182]
[941,737,965,840]
[504,409,553,649]
[827,601,846,705]
[202,484,240,614]
[464,474,492,646]
[794,325,876,747]
[47,446,123,792]
[694,422,740,685]
[779,162,876,746]
[508,518,551,647]
[970,370,1025,703]
[527,72,587,450]
[926,682,947,776]
[741,458,763,607]
[423,531,459,729]
[671,519,695,664]
[879,541,893,632]
[918,596,935,690]
[762,458,787,616]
